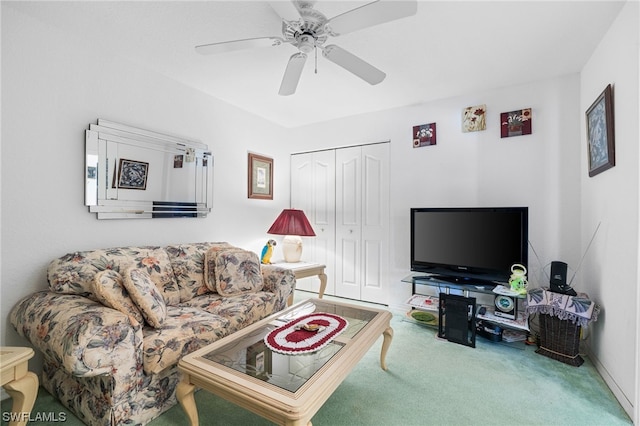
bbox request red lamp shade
[267,209,316,237]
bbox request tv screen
[410,207,528,284]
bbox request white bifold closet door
[290,150,336,295]
[290,143,389,304]
[335,143,389,304]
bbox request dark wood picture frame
[117,158,149,190]
[586,84,615,177]
[248,153,273,200]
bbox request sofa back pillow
[165,242,235,302]
[209,249,264,297]
[92,270,144,325]
[47,246,180,305]
[122,267,167,328]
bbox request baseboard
[586,346,634,422]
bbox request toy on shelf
[508,263,528,295]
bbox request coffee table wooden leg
[4,371,38,426]
[380,326,394,371]
[317,273,327,299]
[176,377,198,426]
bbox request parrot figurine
[261,239,277,264]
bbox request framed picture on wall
[586,84,615,177]
[248,153,273,199]
[117,158,149,190]
[462,104,486,132]
[413,122,437,147]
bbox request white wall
[580,0,639,419]
[0,6,291,355]
[285,74,583,307]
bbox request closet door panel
[361,143,389,304]
[290,151,336,295]
[335,146,362,299]
[310,150,336,295]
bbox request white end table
[1,347,39,426]
[271,261,327,305]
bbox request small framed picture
[248,153,273,200]
[586,84,615,177]
[413,123,437,148]
[173,154,184,168]
[500,108,532,138]
[117,159,148,190]
[462,104,486,132]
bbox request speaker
[494,294,517,320]
[550,261,577,296]
[550,261,568,286]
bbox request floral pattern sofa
[10,242,296,425]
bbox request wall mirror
[85,119,213,219]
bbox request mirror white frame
[85,119,213,219]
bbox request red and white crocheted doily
[264,312,348,355]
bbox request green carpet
[1,294,632,426]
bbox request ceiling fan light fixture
[297,34,316,53]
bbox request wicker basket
[536,313,583,366]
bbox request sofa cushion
[122,267,167,328]
[141,306,229,374]
[180,291,277,333]
[205,248,264,297]
[165,242,235,302]
[47,246,180,305]
[92,270,144,325]
[203,246,230,292]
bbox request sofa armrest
[261,266,296,310]
[10,291,143,378]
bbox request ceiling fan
[195,0,417,96]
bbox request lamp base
[282,235,303,263]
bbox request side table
[1,347,39,426]
[525,288,600,366]
[271,261,327,305]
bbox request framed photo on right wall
[586,84,615,177]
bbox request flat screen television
[410,207,528,285]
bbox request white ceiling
[8,1,625,128]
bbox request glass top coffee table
[177,298,393,426]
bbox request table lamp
[267,209,316,262]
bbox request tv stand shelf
[402,272,504,296]
[402,273,529,334]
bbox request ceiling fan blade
[327,0,418,36]
[322,45,385,85]
[269,1,301,21]
[195,37,284,55]
[279,53,308,96]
